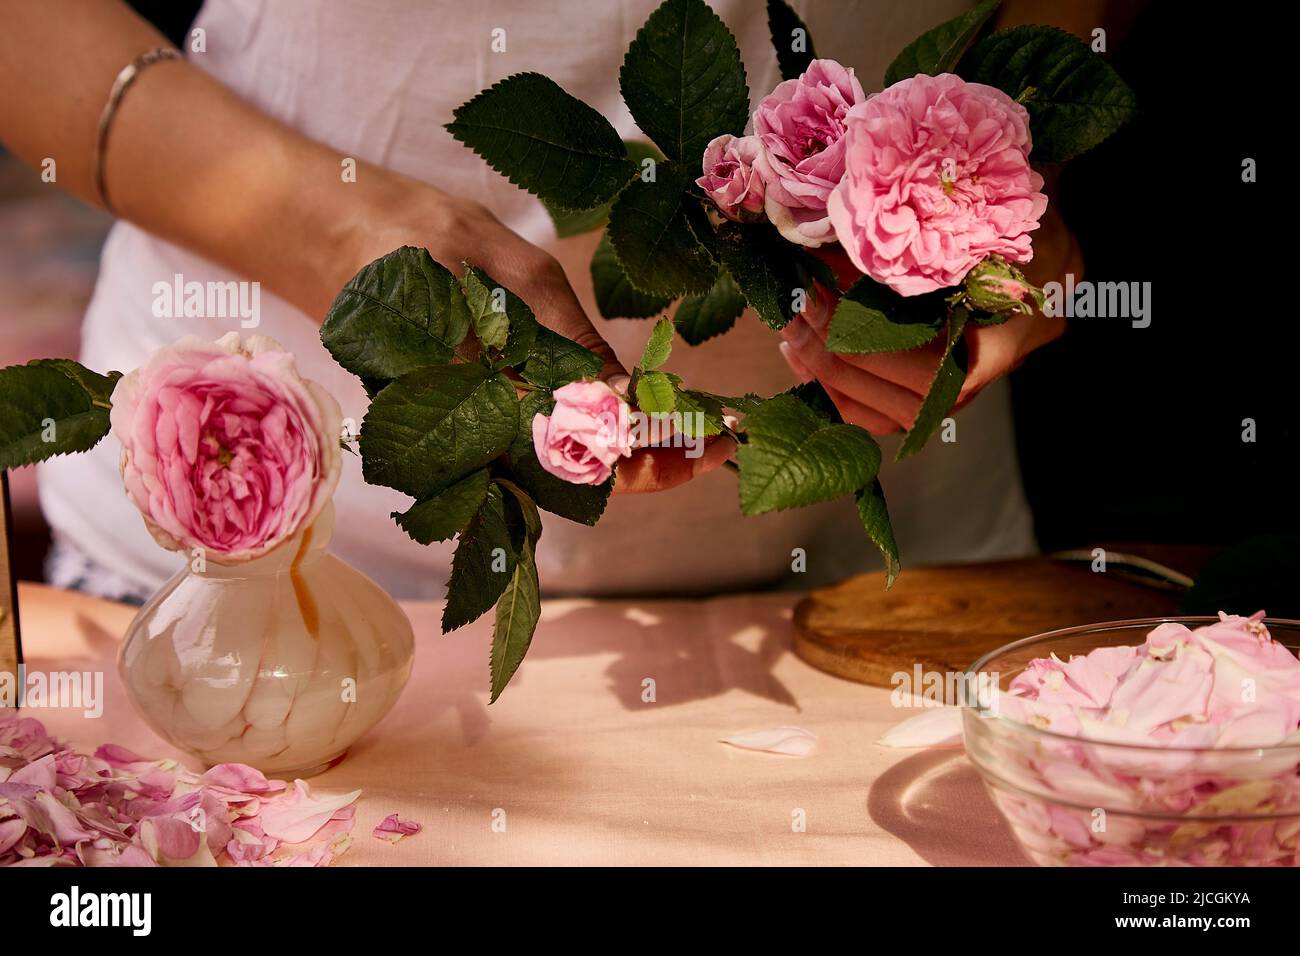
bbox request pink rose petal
[373,812,422,844]
[719,726,817,757]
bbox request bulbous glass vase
[118,502,414,777]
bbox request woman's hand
[777,205,1081,435]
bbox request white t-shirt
[39,0,1036,599]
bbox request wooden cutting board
[792,556,1184,689]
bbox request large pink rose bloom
[110,333,342,563]
[828,72,1048,296]
[753,58,865,247]
[531,381,632,486]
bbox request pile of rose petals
[1,715,358,867]
[1000,611,1300,749]
[982,612,1300,866]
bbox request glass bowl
[962,617,1300,866]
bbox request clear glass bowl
[962,618,1300,866]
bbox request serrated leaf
[884,0,1000,86]
[590,232,674,319]
[461,266,540,368]
[896,308,969,461]
[639,318,675,371]
[957,25,1136,163]
[766,0,818,80]
[443,485,516,633]
[391,470,491,545]
[522,327,604,390]
[634,370,677,414]
[545,141,664,238]
[361,364,518,500]
[673,388,725,438]
[674,271,746,345]
[447,72,636,208]
[0,360,119,470]
[826,277,946,354]
[607,167,717,297]
[856,480,900,589]
[714,221,814,330]
[619,0,749,162]
[507,391,614,525]
[321,246,469,385]
[737,394,882,515]
[489,538,542,702]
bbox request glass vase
[117,502,414,777]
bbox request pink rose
[753,58,866,247]
[696,134,766,221]
[110,333,342,563]
[828,73,1048,296]
[531,380,631,486]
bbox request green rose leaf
[590,232,674,319]
[489,537,542,702]
[607,166,717,298]
[766,0,818,80]
[507,391,614,525]
[826,277,947,354]
[896,308,969,461]
[446,72,636,209]
[0,360,120,470]
[856,480,901,589]
[714,221,817,330]
[391,469,491,546]
[321,246,470,385]
[619,0,749,162]
[496,477,544,549]
[522,327,604,391]
[884,0,1000,87]
[462,266,540,368]
[674,270,746,345]
[958,25,1137,163]
[361,364,518,500]
[634,370,678,415]
[545,141,664,238]
[443,485,517,633]
[737,394,883,515]
[673,388,725,437]
[639,318,675,371]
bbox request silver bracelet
[92,47,182,215]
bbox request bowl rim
[962,615,1300,754]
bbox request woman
[0,0,1083,600]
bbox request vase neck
[202,501,334,578]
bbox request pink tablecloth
[15,583,1024,866]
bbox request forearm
[0,0,405,319]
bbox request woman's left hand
[777,205,1082,435]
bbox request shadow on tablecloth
[867,748,1028,867]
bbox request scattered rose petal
[373,813,422,844]
[0,714,359,867]
[259,779,362,844]
[878,707,964,748]
[719,726,817,757]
